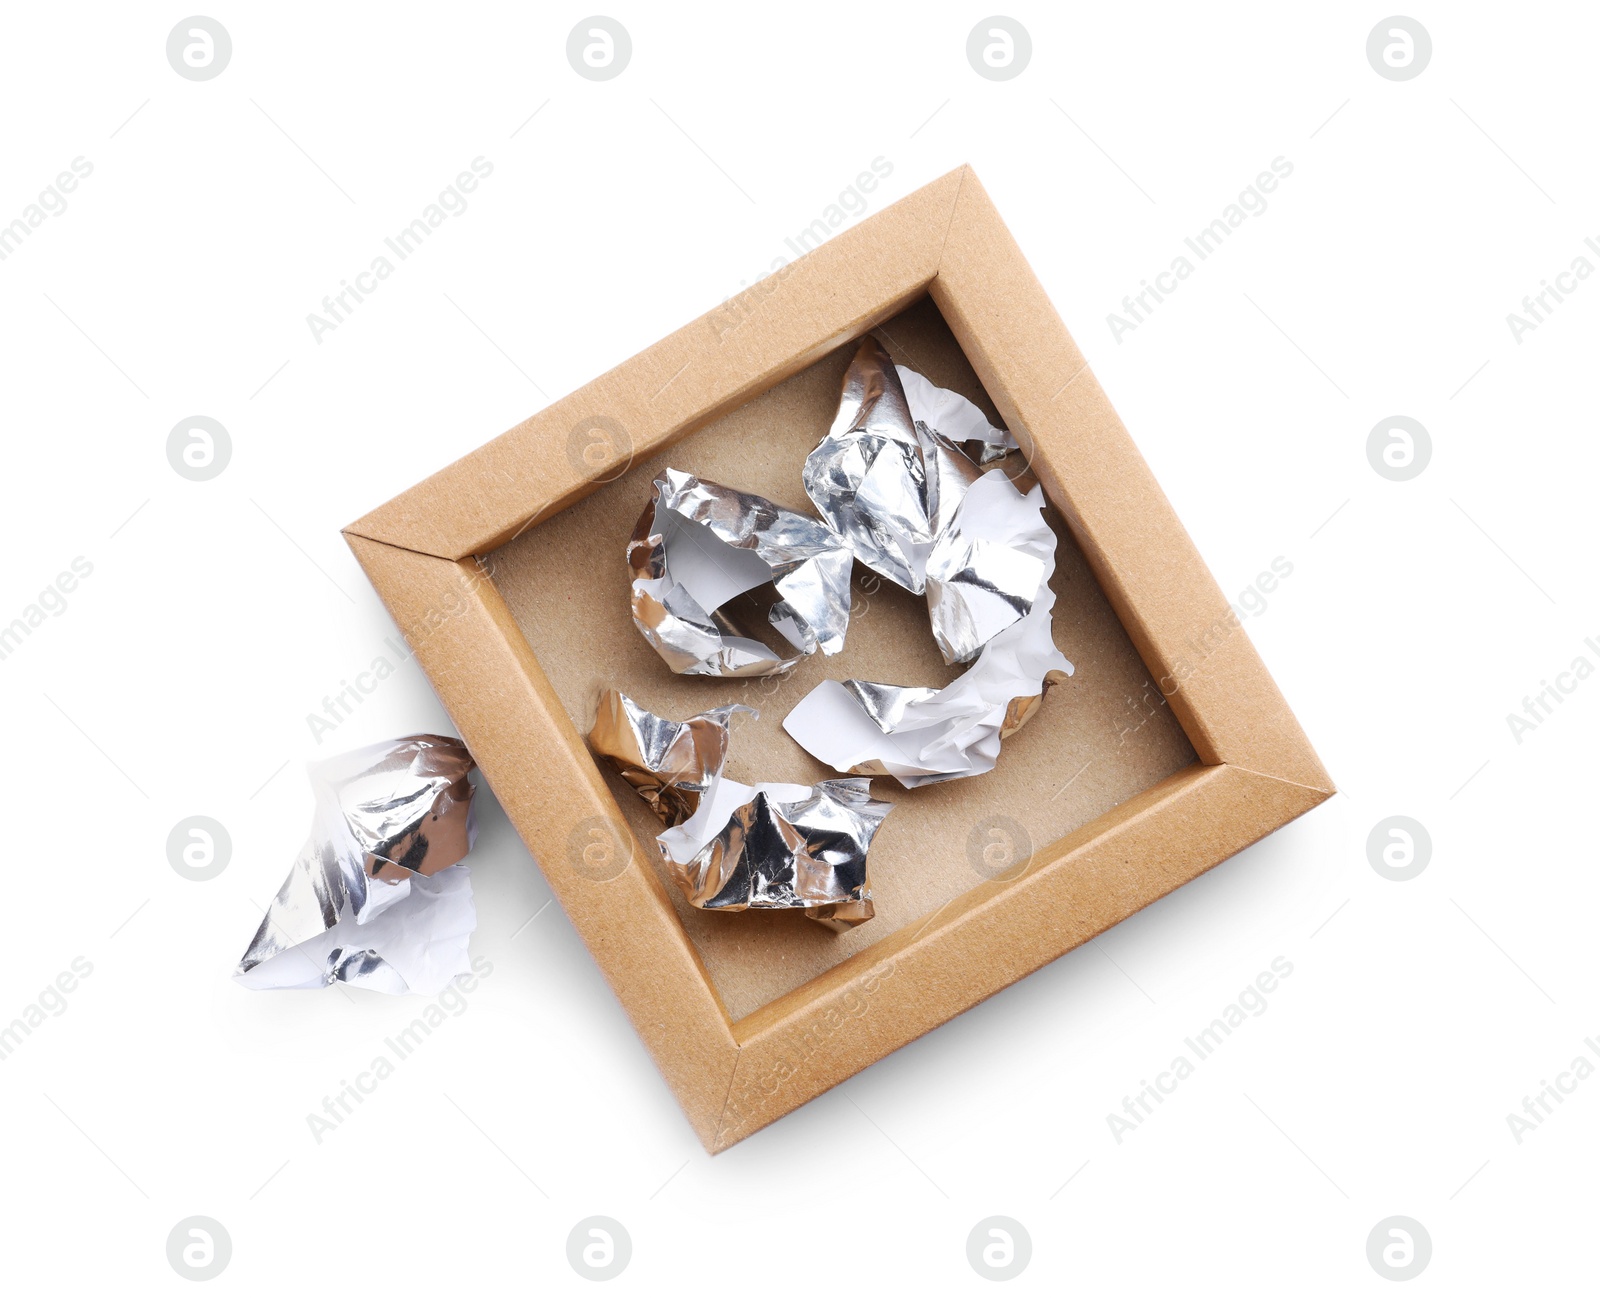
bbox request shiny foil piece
[784,649,1073,788]
[588,688,753,825]
[628,468,854,677]
[659,777,888,931]
[588,691,890,930]
[804,336,1055,665]
[783,504,1074,787]
[234,735,478,994]
[784,336,1075,785]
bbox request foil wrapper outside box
[234,736,478,995]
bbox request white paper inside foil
[896,363,1016,464]
[657,776,813,865]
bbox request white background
[2,2,1594,1291]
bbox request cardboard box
[344,166,1333,1152]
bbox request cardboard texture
[345,167,1333,1152]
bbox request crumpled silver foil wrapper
[804,336,1051,665]
[234,735,478,994]
[589,688,753,825]
[660,777,888,931]
[628,468,854,677]
[783,612,1073,788]
[588,690,891,930]
[783,337,1075,785]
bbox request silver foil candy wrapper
[588,690,890,931]
[589,688,751,825]
[786,338,1074,786]
[782,619,1073,788]
[234,735,478,994]
[803,335,1049,666]
[628,468,854,677]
